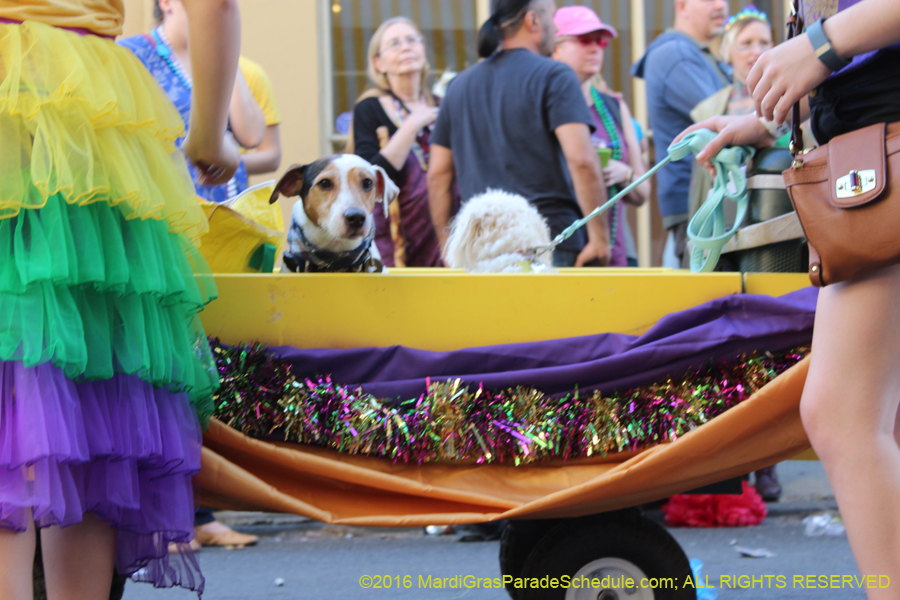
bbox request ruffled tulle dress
[1,16,217,595]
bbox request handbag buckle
[790,148,811,168]
[836,170,876,198]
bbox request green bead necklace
[590,86,622,251]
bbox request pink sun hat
[554,6,618,39]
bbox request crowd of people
[349,0,778,274]
[4,0,900,598]
[95,0,780,277]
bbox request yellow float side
[743,273,811,297]
[200,269,742,351]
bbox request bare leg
[41,513,116,600]
[895,400,900,448]
[0,517,36,600]
[800,264,900,599]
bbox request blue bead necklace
[152,27,192,90]
[590,86,622,251]
[152,27,242,199]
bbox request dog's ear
[444,210,484,270]
[371,166,400,217]
[269,164,308,204]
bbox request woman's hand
[747,33,831,124]
[183,133,240,186]
[575,221,611,267]
[575,237,611,267]
[603,159,633,188]
[674,114,774,174]
[406,103,439,131]
[181,0,241,181]
[380,100,440,171]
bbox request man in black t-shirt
[428,0,610,267]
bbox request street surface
[123,461,869,600]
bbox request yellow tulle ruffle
[0,20,208,244]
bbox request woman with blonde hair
[688,7,777,226]
[350,16,445,267]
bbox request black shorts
[809,49,900,145]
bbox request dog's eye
[317,178,334,190]
[361,178,374,191]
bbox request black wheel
[499,519,562,600]
[516,512,695,600]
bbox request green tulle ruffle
[0,193,218,426]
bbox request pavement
[124,460,863,600]
[762,460,838,515]
[213,459,839,529]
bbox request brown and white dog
[269,154,400,273]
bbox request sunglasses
[571,33,610,48]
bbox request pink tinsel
[661,481,768,527]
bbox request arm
[180,0,241,185]
[555,123,610,267]
[751,0,900,123]
[426,144,455,252]
[379,104,440,171]
[677,94,811,171]
[242,124,282,175]
[353,100,403,181]
[229,69,266,149]
[825,0,900,57]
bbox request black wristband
[806,19,851,72]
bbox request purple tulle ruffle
[0,360,204,594]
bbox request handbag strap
[787,0,805,155]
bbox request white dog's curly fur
[444,189,553,273]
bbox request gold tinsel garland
[211,340,808,465]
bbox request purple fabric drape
[272,288,818,401]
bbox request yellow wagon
[196,268,814,600]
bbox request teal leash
[528,129,754,273]
[683,132,754,273]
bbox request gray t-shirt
[431,49,594,251]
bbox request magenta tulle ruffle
[0,359,204,594]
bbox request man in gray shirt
[428,0,609,267]
[632,0,730,266]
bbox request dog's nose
[344,208,366,229]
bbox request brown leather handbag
[780,4,900,286]
[783,123,900,286]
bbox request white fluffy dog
[444,189,553,273]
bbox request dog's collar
[285,221,380,272]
